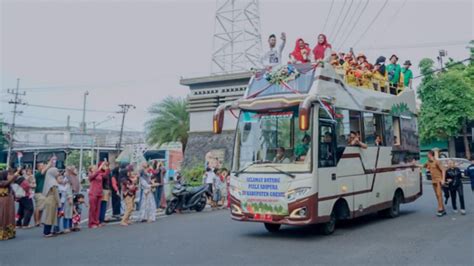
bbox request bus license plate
[254,214,272,221]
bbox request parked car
[426,158,471,180]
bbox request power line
[328,0,348,40]
[358,40,470,51]
[351,0,389,48]
[331,0,355,45]
[321,0,336,34]
[334,0,363,47]
[336,0,370,51]
[381,0,407,35]
[413,58,470,79]
[24,103,114,113]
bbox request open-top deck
[217,62,417,118]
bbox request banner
[239,176,289,216]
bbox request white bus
[213,62,422,234]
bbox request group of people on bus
[260,32,414,95]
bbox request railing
[332,66,412,95]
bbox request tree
[65,150,92,173]
[418,55,474,159]
[146,97,189,153]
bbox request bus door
[317,120,338,210]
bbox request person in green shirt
[295,134,311,161]
[386,54,401,95]
[402,60,413,88]
[33,161,51,226]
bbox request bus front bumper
[229,194,322,225]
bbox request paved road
[1,184,472,266]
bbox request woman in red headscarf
[313,34,332,61]
[290,38,311,64]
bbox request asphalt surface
[1,184,473,266]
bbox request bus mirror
[299,106,310,131]
[213,109,224,134]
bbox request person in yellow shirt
[360,62,373,89]
[372,56,388,92]
[346,61,358,87]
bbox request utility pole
[437,49,448,71]
[6,78,26,168]
[117,104,135,152]
[78,91,89,180]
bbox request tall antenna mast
[211,0,263,74]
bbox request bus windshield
[234,108,312,173]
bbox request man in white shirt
[261,32,286,69]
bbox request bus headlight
[229,184,241,197]
[286,187,311,203]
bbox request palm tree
[146,97,189,153]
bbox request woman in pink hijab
[312,34,332,61]
[290,38,311,64]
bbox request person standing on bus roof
[423,150,446,217]
[290,38,311,64]
[261,32,286,69]
[312,34,332,61]
[401,60,413,88]
[387,54,402,95]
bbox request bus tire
[379,191,402,218]
[264,223,281,233]
[320,212,336,235]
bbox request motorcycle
[165,183,210,215]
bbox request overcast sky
[1,0,472,131]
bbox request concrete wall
[183,130,235,169]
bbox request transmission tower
[211,0,263,74]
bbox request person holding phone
[87,161,110,228]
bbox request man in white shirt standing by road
[261,32,286,69]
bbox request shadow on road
[241,210,417,240]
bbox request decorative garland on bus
[264,65,300,85]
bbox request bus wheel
[264,223,281,233]
[320,212,336,235]
[379,191,401,218]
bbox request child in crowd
[219,168,230,209]
[212,168,222,209]
[72,194,85,232]
[61,175,74,233]
[53,173,65,234]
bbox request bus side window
[393,117,401,146]
[364,113,385,146]
[335,108,350,163]
[349,110,362,139]
[319,123,336,168]
[383,115,394,146]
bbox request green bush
[181,163,205,187]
